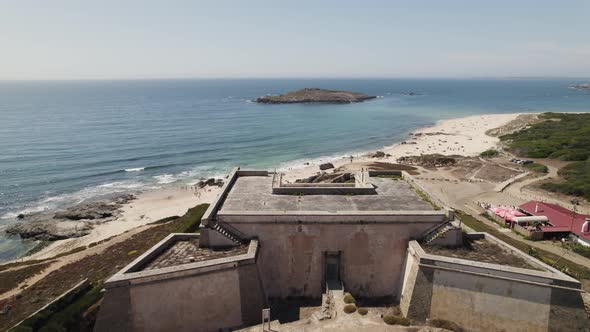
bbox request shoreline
[3,112,524,263]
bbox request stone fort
[95,168,587,331]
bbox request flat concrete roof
[219,175,434,214]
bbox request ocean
[0,78,589,260]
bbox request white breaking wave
[125,167,145,172]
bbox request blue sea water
[0,78,589,260]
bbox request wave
[125,167,145,172]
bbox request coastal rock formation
[367,151,387,158]
[5,194,136,241]
[196,178,224,189]
[319,163,335,170]
[6,221,92,241]
[255,88,376,104]
[570,83,590,90]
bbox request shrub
[479,149,499,157]
[343,304,357,314]
[383,315,410,326]
[357,308,368,315]
[343,293,356,304]
[428,318,463,331]
[523,162,548,173]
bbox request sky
[1,0,590,80]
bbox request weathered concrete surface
[95,236,265,332]
[221,175,434,213]
[230,222,440,299]
[401,238,588,332]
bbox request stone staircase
[212,222,243,245]
[422,222,455,245]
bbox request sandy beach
[18,113,522,261]
[282,113,522,182]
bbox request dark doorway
[325,252,341,282]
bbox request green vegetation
[357,308,368,315]
[172,204,209,233]
[383,315,410,326]
[456,211,590,279]
[343,304,357,314]
[479,149,499,158]
[375,174,402,180]
[523,162,548,173]
[500,112,590,200]
[14,284,102,332]
[500,113,590,161]
[6,204,211,331]
[0,262,51,294]
[428,318,463,331]
[411,185,442,211]
[343,292,356,304]
[540,161,590,200]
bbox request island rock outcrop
[255,88,376,104]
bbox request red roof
[520,201,590,241]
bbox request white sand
[22,113,521,261]
[283,113,521,182]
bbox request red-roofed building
[520,201,590,245]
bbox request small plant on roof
[343,292,356,304]
[383,315,410,326]
[343,303,357,314]
[428,318,463,331]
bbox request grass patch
[383,315,410,326]
[428,318,463,331]
[540,160,590,201]
[479,149,499,158]
[456,210,590,279]
[0,262,52,294]
[375,174,402,180]
[523,162,549,173]
[413,187,442,211]
[171,204,209,233]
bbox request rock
[17,214,25,219]
[255,88,376,104]
[570,83,590,90]
[319,163,335,171]
[6,220,92,241]
[53,202,119,221]
[368,151,386,158]
[197,178,224,189]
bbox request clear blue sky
[2,0,589,79]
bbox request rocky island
[570,83,590,90]
[255,88,376,104]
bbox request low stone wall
[271,171,376,195]
[400,234,587,332]
[95,234,266,332]
[513,224,544,240]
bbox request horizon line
[1,76,590,82]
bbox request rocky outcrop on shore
[5,194,136,241]
[255,88,376,104]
